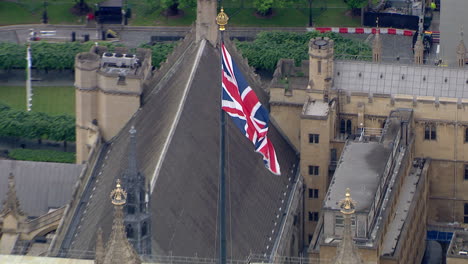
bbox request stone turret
[98,180,141,264]
[457,28,466,68]
[196,0,218,46]
[308,37,334,101]
[332,189,363,264]
[75,45,152,164]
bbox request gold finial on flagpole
[216,7,229,31]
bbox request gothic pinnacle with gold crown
[339,188,356,215]
[216,7,229,31]
[110,179,127,206]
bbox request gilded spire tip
[339,188,356,215]
[110,179,127,206]
[216,7,229,31]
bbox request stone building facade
[270,33,468,262]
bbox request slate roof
[0,160,84,217]
[323,142,390,212]
[334,61,468,98]
[62,40,299,259]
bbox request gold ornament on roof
[339,188,356,215]
[216,7,229,31]
[110,179,127,206]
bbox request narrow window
[126,224,134,238]
[318,60,322,74]
[346,120,352,134]
[431,124,437,140]
[340,119,346,134]
[424,125,430,140]
[465,203,468,224]
[308,234,313,243]
[142,222,148,236]
[465,128,468,142]
[127,205,135,215]
[465,165,468,180]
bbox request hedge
[235,31,372,73]
[0,41,176,70]
[0,103,75,141]
[8,148,75,163]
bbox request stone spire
[414,18,424,65]
[95,228,105,264]
[101,180,141,264]
[457,26,466,68]
[332,188,363,264]
[122,126,152,255]
[372,18,382,63]
[1,173,24,217]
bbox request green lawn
[0,86,74,116]
[8,148,75,163]
[0,0,361,27]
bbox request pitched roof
[62,39,299,259]
[0,160,84,217]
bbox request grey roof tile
[64,42,298,259]
[0,160,84,217]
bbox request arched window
[346,120,352,135]
[126,224,134,238]
[340,119,346,134]
[142,222,148,236]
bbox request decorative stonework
[332,189,363,264]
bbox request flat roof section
[303,100,329,117]
[334,61,468,99]
[324,142,391,212]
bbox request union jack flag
[221,43,280,175]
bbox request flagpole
[216,8,229,264]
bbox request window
[308,234,313,244]
[308,211,319,222]
[335,215,356,227]
[465,165,468,180]
[309,134,320,143]
[142,222,148,236]
[318,61,322,74]
[308,188,319,198]
[308,165,319,175]
[465,128,468,142]
[465,203,468,224]
[346,120,352,134]
[424,124,437,140]
[126,224,134,238]
[127,205,135,215]
[340,119,346,134]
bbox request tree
[253,0,292,16]
[160,0,196,16]
[345,0,367,10]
